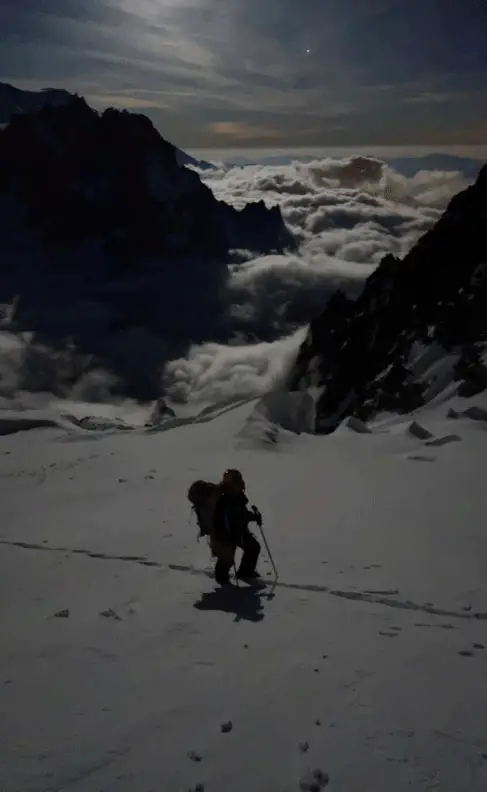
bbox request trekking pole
[223,511,239,586]
[252,506,278,581]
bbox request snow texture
[2,385,487,791]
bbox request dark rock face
[0,82,74,124]
[289,163,487,432]
[0,98,294,398]
[0,81,217,173]
[0,98,293,258]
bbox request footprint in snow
[463,405,487,422]
[425,434,462,447]
[407,421,434,440]
[473,643,485,650]
[299,768,330,790]
[220,721,233,733]
[458,650,475,658]
[415,622,455,630]
[52,608,70,619]
[100,608,122,621]
[188,751,202,763]
[299,740,310,753]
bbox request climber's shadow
[193,584,266,623]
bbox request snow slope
[2,391,487,791]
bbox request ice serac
[0,98,294,398]
[289,162,487,433]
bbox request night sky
[1,0,486,147]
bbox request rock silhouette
[289,163,487,431]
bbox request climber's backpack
[187,480,220,538]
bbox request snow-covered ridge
[2,380,487,790]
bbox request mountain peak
[0,81,78,123]
[0,97,294,398]
[0,81,217,171]
[0,98,293,256]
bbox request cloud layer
[161,155,470,404]
[0,153,477,411]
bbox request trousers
[211,528,261,581]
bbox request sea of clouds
[0,152,478,416]
[162,154,471,405]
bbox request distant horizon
[1,80,486,165]
[188,144,487,165]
